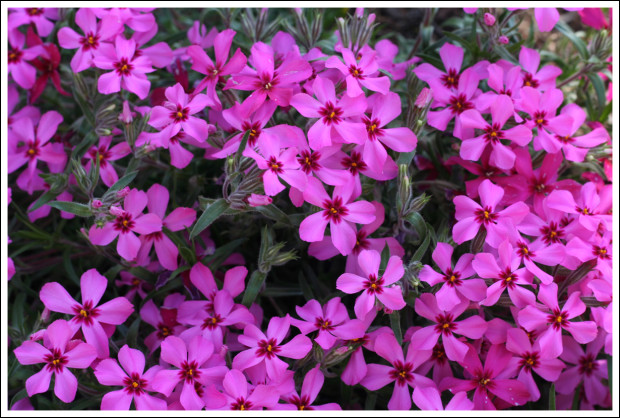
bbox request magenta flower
[300,177,376,256]
[203,369,279,410]
[8,29,44,89]
[92,8,156,33]
[94,344,167,410]
[289,76,368,150]
[243,142,307,196]
[136,183,196,271]
[89,188,163,261]
[57,8,122,73]
[504,328,566,402]
[8,7,58,37]
[292,297,366,350]
[514,238,565,285]
[476,63,524,110]
[555,334,609,406]
[233,315,312,380]
[473,241,536,308]
[148,83,212,144]
[518,46,562,90]
[140,296,185,354]
[519,87,574,153]
[459,94,532,169]
[336,249,406,319]
[553,104,610,162]
[93,35,155,99]
[409,293,487,362]
[188,29,247,109]
[361,92,418,170]
[546,182,610,232]
[7,111,66,195]
[518,282,598,358]
[325,48,390,97]
[413,386,474,410]
[226,41,312,115]
[39,269,134,358]
[452,179,529,247]
[360,331,434,410]
[85,135,131,187]
[278,366,341,410]
[419,242,486,311]
[151,335,228,410]
[440,344,531,409]
[13,319,97,403]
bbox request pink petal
[377,286,405,311]
[117,231,141,261]
[54,368,78,403]
[40,282,79,315]
[25,368,52,397]
[14,341,50,365]
[299,212,329,242]
[336,273,365,294]
[101,390,133,410]
[94,358,127,386]
[361,363,395,390]
[154,235,179,271]
[278,334,312,359]
[388,382,412,410]
[80,268,108,307]
[65,342,97,369]
[330,220,357,256]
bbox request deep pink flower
[13,319,97,403]
[552,104,610,162]
[459,95,532,170]
[336,249,406,319]
[277,366,342,410]
[439,344,531,409]
[39,269,134,358]
[299,177,376,256]
[325,48,390,97]
[92,8,156,33]
[115,271,152,300]
[57,8,121,73]
[409,293,487,362]
[361,331,434,410]
[419,242,486,311]
[292,297,366,350]
[203,369,279,410]
[546,182,611,232]
[140,296,185,354]
[94,345,167,410]
[518,46,562,91]
[233,315,312,380]
[8,29,44,89]
[89,188,163,261]
[9,7,58,37]
[136,183,196,271]
[226,41,312,115]
[289,76,368,150]
[452,179,529,247]
[92,35,155,99]
[518,282,598,358]
[85,135,131,187]
[8,84,40,131]
[7,111,66,195]
[151,335,228,410]
[413,386,474,410]
[476,63,524,111]
[579,8,610,29]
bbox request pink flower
[57,8,122,73]
[13,319,97,403]
[336,249,406,319]
[300,177,376,256]
[409,293,487,362]
[140,296,185,354]
[278,366,342,410]
[518,282,598,358]
[233,315,312,380]
[518,46,562,91]
[452,179,529,247]
[546,182,611,232]
[552,104,610,162]
[9,7,58,37]
[484,13,496,25]
[289,76,368,150]
[419,242,487,311]
[459,94,532,170]
[152,335,228,410]
[92,35,155,99]
[440,344,531,409]
[243,141,307,196]
[7,29,44,89]
[203,369,279,410]
[94,345,167,410]
[226,41,312,115]
[187,29,247,109]
[136,183,196,270]
[85,135,131,187]
[7,111,66,195]
[92,8,156,33]
[89,188,163,261]
[325,48,390,97]
[39,269,134,358]
[413,386,474,410]
[292,297,366,350]
[360,331,434,410]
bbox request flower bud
[109,205,125,217]
[116,187,130,198]
[248,194,273,207]
[118,100,134,124]
[499,35,509,44]
[91,199,103,209]
[484,13,496,26]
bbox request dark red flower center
[499,268,518,289]
[267,156,284,173]
[540,222,564,244]
[25,140,40,159]
[114,57,134,76]
[449,93,473,115]
[170,104,190,123]
[242,121,262,147]
[484,123,505,144]
[516,241,535,260]
[576,206,594,216]
[27,8,44,16]
[363,117,384,141]
[363,274,385,295]
[201,314,223,330]
[556,134,574,144]
[522,73,539,88]
[113,212,135,233]
[473,369,495,389]
[298,150,321,174]
[434,313,457,336]
[231,397,253,410]
[352,230,370,254]
[257,338,281,359]
[72,300,100,326]
[89,146,111,167]
[80,32,100,51]
[44,348,68,373]
[547,308,569,330]
[315,317,334,332]
[474,206,498,225]
[578,353,599,376]
[441,68,460,89]
[348,65,365,79]
[389,361,414,386]
[341,151,367,175]
[532,110,548,128]
[519,351,540,372]
[443,268,462,287]
[592,245,610,260]
[290,395,313,410]
[319,102,343,125]
[8,48,23,64]
[431,343,448,364]
[322,196,349,223]
[179,360,201,383]
[123,372,147,395]
[157,323,173,339]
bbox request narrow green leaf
[571,384,581,409]
[607,355,612,398]
[588,73,607,116]
[69,131,98,162]
[63,249,80,286]
[47,201,92,217]
[380,242,391,273]
[29,190,61,212]
[125,318,141,348]
[389,311,403,344]
[298,273,315,302]
[255,204,293,225]
[412,232,431,262]
[378,68,394,79]
[555,21,588,58]
[549,384,556,410]
[190,199,230,239]
[106,170,139,195]
[241,270,268,307]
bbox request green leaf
[378,68,394,79]
[106,170,139,195]
[190,198,230,239]
[412,232,431,262]
[549,384,556,410]
[125,317,141,348]
[380,242,390,273]
[255,204,293,226]
[63,249,80,286]
[29,190,62,212]
[241,270,268,307]
[607,355,612,398]
[69,131,99,162]
[389,311,403,345]
[47,201,92,217]
[588,73,607,116]
[555,21,588,59]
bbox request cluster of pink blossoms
[7,7,613,411]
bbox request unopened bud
[247,194,272,207]
[355,8,364,18]
[91,199,103,209]
[109,205,125,216]
[118,100,134,124]
[498,35,509,44]
[415,87,433,108]
[116,187,130,198]
[484,13,496,26]
[367,13,376,25]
